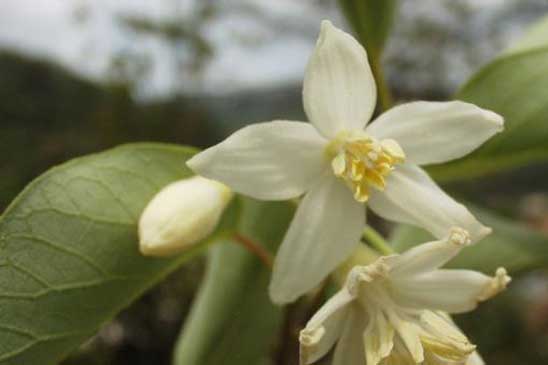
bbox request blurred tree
[0,51,212,212]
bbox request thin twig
[232,232,273,269]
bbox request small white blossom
[139,176,233,256]
[187,20,504,303]
[299,228,511,365]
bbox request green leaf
[428,17,548,182]
[390,207,548,274]
[337,0,397,57]
[173,198,294,365]
[0,143,219,365]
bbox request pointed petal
[387,227,471,278]
[365,101,504,165]
[300,289,354,364]
[387,311,424,363]
[368,164,491,242]
[187,121,328,200]
[269,176,365,304]
[419,312,476,362]
[303,20,377,139]
[392,268,511,314]
[364,311,395,365]
[332,305,367,365]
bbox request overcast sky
[0,0,341,98]
[0,0,544,99]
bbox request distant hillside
[0,50,304,210]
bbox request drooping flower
[187,20,504,303]
[299,228,511,365]
[139,176,233,256]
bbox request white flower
[299,228,511,365]
[139,176,233,256]
[187,20,504,303]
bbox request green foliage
[428,17,548,182]
[0,143,219,365]
[173,198,294,365]
[390,206,548,274]
[0,51,213,212]
[337,0,397,57]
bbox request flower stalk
[370,55,393,111]
[362,225,394,255]
[232,233,273,269]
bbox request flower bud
[139,176,233,256]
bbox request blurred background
[1,0,548,364]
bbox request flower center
[327,131,405,202]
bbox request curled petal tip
[299,326,325,365]
[299,326,325,347]
[448,227,472,246]
[346,259,390,295]
[478,267,511,301]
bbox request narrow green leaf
[173,198,294,365]
[428,17,548,182]
[390,207,548,274]
[0,143,220,365]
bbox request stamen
[328,133,405,202]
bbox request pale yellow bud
[139,176,233,256]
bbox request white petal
[419,311,476,357]
[269,176,365,304]
[387,228,470,278]
[467,351,485,365]
[387,312,424,363]
[303,20,377,139]
[364,311,395,365]
[332,305,367,365]
[187,121,328,200]
[392,269,503,314]
[365,101,504,165]
[300,289,354,364]
[368,164,491,242]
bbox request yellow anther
[328,133,405,202]
[354,183,369,202]
[365,169,385,190]
[367,151,379,161]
